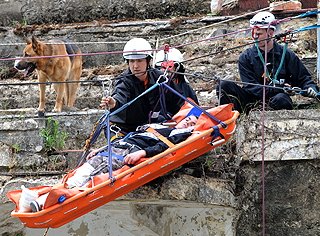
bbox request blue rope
[104,83,160,178]
[106,114,113,177]
[293,10,320,19]
[293,24,320,33]
[90,111,110,145]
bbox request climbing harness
[146,126,175,148]
[254,34,289,86]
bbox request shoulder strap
[146,127,175,148]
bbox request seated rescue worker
[217,11,319,113]
[25,113,198,212]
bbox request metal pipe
[317,0,320,83]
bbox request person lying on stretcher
[20,114,198,212]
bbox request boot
[30,193,49,212]
[18,185,38,213]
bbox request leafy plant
[40,117,68,151]
[12,143,21,153]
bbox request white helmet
[154,47,184,67]
[123,38,153,60]
[250,12,276,30]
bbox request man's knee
[217,80,237,94]
[269,93,293,110]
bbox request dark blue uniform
[109,68,184,133]
[218,41,318,113]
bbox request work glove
[307,86,318,98]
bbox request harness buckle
[110,124,121,138]
[156,74,169,84]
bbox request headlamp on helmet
[250,12,277,30]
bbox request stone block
[236,109,320,161]
[270,1,302,11]
[0,143,12,167]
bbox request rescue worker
[100,38,184,136]
[217,11,319,113]
[154,47,199,104]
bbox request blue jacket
[238,41,317,99]
[110,68,183,132]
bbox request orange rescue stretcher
[7,103,239,228]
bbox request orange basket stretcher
[7,103,239,228]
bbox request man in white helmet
[217,11,319,113]
[154,47,199,105]
[100,38,184,135]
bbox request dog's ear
[31,36,41,53]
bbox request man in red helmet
[154,47,199,105]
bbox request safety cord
[149,44,179,122]
[292,24,320,33]
[77,79,113,167]
[101,80,115,179]
[77,110,110,167]
[78,82,160,174]
[255,39,271,81]
[254,37,288,86]
[260,23,277,236]
[148,71,172,123]
[106,113,113,180]
[274,10,320,26]
[104,83,160,179]
[274,40,288,83]
[43,227,49,236]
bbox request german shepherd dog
[14,36,82,114]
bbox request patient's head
[175,115,198,129]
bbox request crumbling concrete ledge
[236,109,320,161]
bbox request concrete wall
[237,109,320,161]
[0,0,211,26]
[1,108,320,235]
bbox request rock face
[235,110,320,235]
[235,160,320,236]
[0,0,211,26]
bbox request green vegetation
[40,117,68,151]
[12,18,28,27]
[11,143,21,153]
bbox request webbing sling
[146,127,175,148]
[255,38,288,86]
